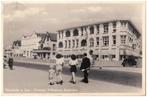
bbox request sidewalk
[14,57,142,73]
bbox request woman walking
[55,54,64,85]
[69,54,78,84]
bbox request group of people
[3,55,14,70]
[48,51,94,85]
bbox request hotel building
[21,32,57,58]
[57,20,141,61]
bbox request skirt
[70,65,77,73]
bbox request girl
[69,54,78,84]
[48,65,56,85]
[55,54,64,85]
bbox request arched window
[73,29,79,36]
[89,26,94,34]
[65,30,70,37]
[58,42,63,48]
[89,38,94,47]
[81,39,87,47]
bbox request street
[3,61,143,94]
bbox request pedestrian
[48,64,56,85]
[69,54,78,84]
[80,53,91,83]
[3,55,8,69]
[55,54,64,85]
[88,50,95,67]
[8,55,14,70]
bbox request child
[48,64,56,85]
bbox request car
[121,56,137,67]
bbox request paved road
[3,62,143,94]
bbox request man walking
[80,53,91,83]
[8,55,14,70]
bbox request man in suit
[80,53,91,83]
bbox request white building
[21,32,46,58]
[21,32,57,59]
[57,20,141,61]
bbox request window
[68,40,71,48]
[61,31,63,38]
[102,55,108,59]
[53,44,56,50]
[89,38,94,47]
[89,26,94,34]
[104,24,108,33]
[72,40,75,48]
[81,39,87,47]
[121,21,127,27]
[96,37,99,46]
[76,39,79,48]
[113,22,116,33]
[96,25,99,34]
[73,29,79,36]
[58,31,61,39]
[65,30,70,37]
[81,27,84,36]
[112,55,116,58]
[103,36,109,46]
[65,41,67,48]
[112,35,116,45]
[58,42,63,48]
[120,35,126,44]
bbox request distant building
[12,40,23,57]
[21,32,57,59]
[4,46,13,57]
[33,32,57,59]
[21,32,46,58]
[57,20,141,61]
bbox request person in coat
[80,53,91,83]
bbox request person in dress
[80,53,91,83]
[69,54,78,84]
[55,54,64,85]
[48,64,56,85]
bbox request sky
[3,2,144,48]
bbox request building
[57,20,141,61]
[4,46,13,57]
[12,40,23,57]
[21,32,57,59]
[21,32,46,58]
[33,32,57,59]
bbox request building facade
[21,32,46,58]
[57,20,141,61]
[21,32,57,59]
[33,32,57,59]
[12,40,23,57]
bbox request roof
[12,40,21,47]
[39,32,57,43]
[57,20,141,38]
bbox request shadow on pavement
[13,62,142,88]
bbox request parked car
[121,56,137,67]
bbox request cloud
[4,6,47,21]
[71,6,102,14]
[3,3,144,47]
